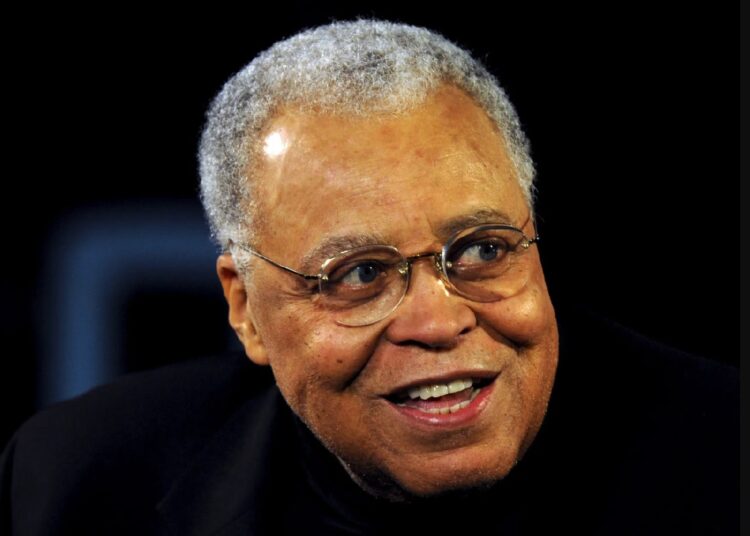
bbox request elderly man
[1,21,737,535]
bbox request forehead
[251,85,528,261]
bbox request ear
[216,253,270,366]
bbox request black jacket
[1,309,738,534]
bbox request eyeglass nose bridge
[399,251,450,287]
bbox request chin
[410,459,518,498]
[349,444,523,502]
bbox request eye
[336,261,385,286]
[453,239,508,266]
[320,246,403,303]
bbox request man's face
[221,85,558,498]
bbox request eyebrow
[435,208,515,237]
[298,208,517,273]
[299,232,389,273]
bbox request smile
[386,376,496,424]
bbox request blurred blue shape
[38,200,221,407]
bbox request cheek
[262,317,379,410]
[300,327,378,384]
[480,278,556,347]
[475,267,558,408]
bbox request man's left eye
[455,241,505,265]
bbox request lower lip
[387,379,496,428]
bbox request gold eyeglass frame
[228,222,539,327]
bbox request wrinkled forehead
[249,86,528,256]
[257,87,511,171]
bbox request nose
[384,255,476,349]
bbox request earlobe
[216,254,270,366]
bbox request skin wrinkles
[251,101,516,256]
[294,207,519,276]
[299,233,390,274]
[217,84,559,499]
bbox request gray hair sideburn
[199,20,535,252]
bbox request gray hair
[199,20,535,249]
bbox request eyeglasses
[229,222,539,327]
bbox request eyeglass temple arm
[228,241,321,281]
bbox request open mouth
[386,377,494,415]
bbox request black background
[0,3,739,449]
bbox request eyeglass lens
[318,226,535,327]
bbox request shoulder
[557,305,738,411]
[1,353,277,534]
[555,304,737,454]
[9,352,273,461]
[550,305,738,533]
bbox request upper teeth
[407,379,474,400]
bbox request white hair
[199,20,535,249]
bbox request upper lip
[383,369,500,399]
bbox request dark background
[1,3,739,449]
